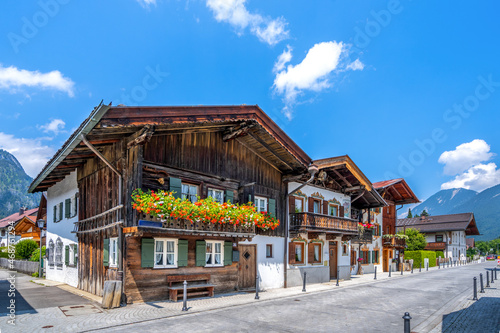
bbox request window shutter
[288,242,296,265]
[65,245,70,265]
[308,198,314,212]
[178,239,188,267]
[141,238,154,268]
[169,177,182,199]
[268,198,276,217]
[73,193,78,218]
[196,240,206,266]
[53,206,57,222]
[323,201,328,215]
[65,199,71,218]
[73,244,78,265]
[225,190,234,203]
[308,243,314,264]
[224,241,232,266]
[58,202,63,221]
[339,205,345,217]
[103,238,109,267]
[288,196,295,213]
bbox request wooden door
[329,242,338,279]
[383,249,390,272]
[238,245,256,289]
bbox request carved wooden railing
[289,212,358,233]
[73,205,124,234]
[383,236,406,248]
[425,242,446,250]
[138,214,256,235]
[351,228,373,243]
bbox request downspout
[283,164,318,288]
[80,135,124,298]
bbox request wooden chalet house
[286,156,386,285]
[372,179,419,272]
[28,103,311,303]
[0,207,39,246]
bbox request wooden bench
[166,274,215,302]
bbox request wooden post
[102,281,116,309]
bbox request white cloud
[438,139,494,175]
[137,0,156,8]
[0,65,75,97]
[441,162,500,192]
[0,132,55,178]
[273,41,344,119]
[346,59,365,71]
[206,0,288,45]
[37,119,66,135]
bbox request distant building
[397,213,480,260]
[0,207,39,247]
[466,238,475,250]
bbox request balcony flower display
[131,189,280,231]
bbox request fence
[0,258,39,275]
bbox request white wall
[241,235,284,290]
[45,171,79,286]
[288,182,351,218]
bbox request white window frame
[205,240,224,267]
[254,196,268,213]
[154,238,178,269]
[208,188,224,204]
[181,183,198,203]
[109,237,118,268]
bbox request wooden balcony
[383,236,406,248]
[351,229,373,244]
[425,242,446,251]
[135,214,256,238]
[20,231,40,239]
[289,212,358,234]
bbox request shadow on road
[0,276,37,316]
[441,296,500,332]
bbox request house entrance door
[383,248,390,272]
[238,244,256,289]
[329,241,338,279]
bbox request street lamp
[37,219,45,278]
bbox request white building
[45,171,79,287]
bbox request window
[206,240,223,267]
[436,235,443,242]
[69,245,74,266]
[342,244,348,256]
[360,250,369,265]
[71,193,78,218]
[182,183,198,203]
[294,242,305,264]
[208,188,224,204]
[313,200,320,213]
[312,243,322,263]
[109,238,118,267]
[266,244,273,258]
[1,230,5,236]
[154,238,177,268]
[254,196,268,213]
[55,238,63,266]
[373,250,380,264]
[328,204,338,217]
[48,240,55,266]
[294,198,303,213]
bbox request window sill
[153,266,178,269]
[205,265,224,268]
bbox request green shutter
[170,177,182,199]
[225,190,234,203]
[58,202,63,221]
[196,240,206,266]
[268,198,276,217]
[53,206,57,222]
[65,199,71,218]
[224,241,233,266]
[65,245,70,266]
[178,239,188,267]
[103,238,109,267]
[73,194,78,218]
[141,238,154,268]
[73,244,78,265]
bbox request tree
[15,239,38,259]
[404,228,427,251]
[421,210,429,217]
[414,213,420,217]
[30,246,46,262]
[407,208,412,218]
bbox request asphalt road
[96,262,499,333]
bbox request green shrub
[15,239,39,259]
[30,246,46,262]
[435,251,444,259]
[32,272,39,277]
[404,250,437,268]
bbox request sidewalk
[1,261,488,332]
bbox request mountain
[0,149,41,218]
[410,186,500,241]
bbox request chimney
[19,207,26,215]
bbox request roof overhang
[373,178,420,205]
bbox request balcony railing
[351,229,373,243]
[289,212,358,234]
[383,236,406,248]
[425,242,446,251]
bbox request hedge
[435,251,444,259]
[404,250,437,268]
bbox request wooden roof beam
[246,131,294,171]
[333,169,353,187]
[223,121,255,142]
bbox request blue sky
[1,0,500,202]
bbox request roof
[373,178,420,205]
[312,155,387,209]
[0,208,39,228]
[29,104,313,193]
[396,213,480,235]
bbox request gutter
[283,164,318,288]
[28,102,110,193]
